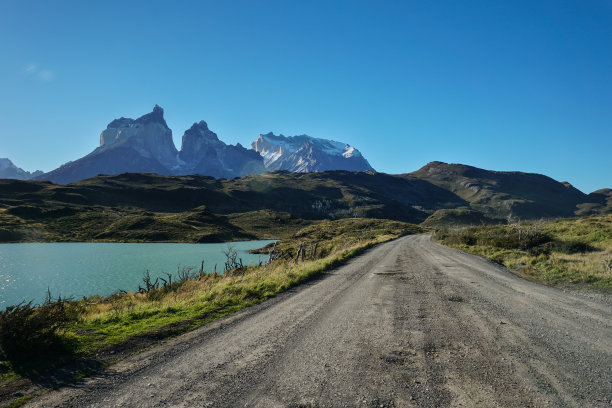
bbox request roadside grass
[0,218,421,392]
[434,213,612,291]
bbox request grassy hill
[421,209,504,227]
[0,171,459,242]
[576,189,612,216]
[410,161,589,219]
[0,163,609,242]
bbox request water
[0,240,275,308]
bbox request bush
[436,225,552,251]
[527,242,552,256]
[553,240,596,254]
[0,297,81,363]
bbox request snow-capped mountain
[251,133,374,172]
[0,158,43,180]
[36,106,375,184]
[38,106,264,184]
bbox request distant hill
[422,209,504,227]
[576,189,612,216]
[409,161,589,219]
[0,158,42,180]
[9,171,464,223]
[2,164,610,242]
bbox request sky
[0,0,610,193]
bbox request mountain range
[29,105,372,184]
[0,158,43,180]
[251,133,373,172]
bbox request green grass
[434,213,612,291]
[0,218,420,401]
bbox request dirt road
[25,235,612,407]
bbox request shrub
[435,225,552,251]
[0,297,81,363]
[553,240,596,254]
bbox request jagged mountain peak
[251,132,373,172]
[178,121,222,164]
[0,158,43,180]
[181,121,219,145]
[36,106,374,183]
[100,105,172,148]
[98,105,176,168]
[177,120,265,179]
[107,117,134,129]
[133,104,168,127]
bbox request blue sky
[0,0,610,193]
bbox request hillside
[0,171,460,242]
[410,161,589,219]
[1,163,609,243]
[576,189,612,216]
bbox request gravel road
[25,235,612,407]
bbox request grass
[0,172,435,246]
[434,213,612,291]
[0,218,421,399]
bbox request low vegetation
[434,214,612,291]
[0,218,421,393]
[0,204,311,243]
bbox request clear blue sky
[1,0,610,193]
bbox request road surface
[25,235,612,407]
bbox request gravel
[25,235,612,407]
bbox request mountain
[251,133,374,172]
[40,105,177,184]
[0,158,43,180]
[576,188,612,215]
[38,106,265,184]
[99,105,178,168]
[36,106,377,183]
[177,121,265,179]
[409,161,588,219]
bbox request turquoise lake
[0,240,275,308]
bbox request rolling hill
[1,162,609,242]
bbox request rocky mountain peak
[106,117,134,129]
[37,106,373,183]
[0,158,43,180]
[133,104,168,127]
[177,120,265,178]
[179,121,221,161]
[251,132,373,172]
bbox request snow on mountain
[35,107,376,184]
[251,133,373,173]
[0,158,43,180]
[38,106,266,183]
